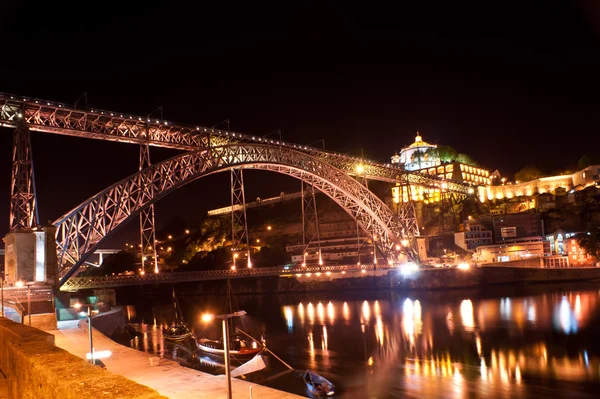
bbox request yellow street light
[267,225,272,231]
[15,281,24,288]
[201,313,215,323]
[356,164,365,174]
[185,229,190,234]
[168,235,173,240]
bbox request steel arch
[54,144,410,285]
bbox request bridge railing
[60,264,393,291]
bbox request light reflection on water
[276,288,600,398]
[126,286,600,398]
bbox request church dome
[409,132,434,148]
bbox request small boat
[198,334,263,359]
[303,370,335,397]
[163,287,195,343]
[163,323,194,342]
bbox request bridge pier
[2,226,57,286]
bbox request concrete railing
[0,318,168,399]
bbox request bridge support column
[139,143,158,274]
[2,225,57,286]
[301,182,321,266]
[10,123,39,230]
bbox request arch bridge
[0,93,476,289]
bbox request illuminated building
[391,132,439,171]
[545,230,597,266]
[483,164,600,202]
[474,237,546,263]
[390,134,490,204]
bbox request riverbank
[50,320,303,399]
[113,265,600,299]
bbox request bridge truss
[0,93,478,288]
[0,93,473,194]
[54,144,410,284]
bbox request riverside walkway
[50,321,303,399]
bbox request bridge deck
[61,264,390,291]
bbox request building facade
[482,164,600,202]
[544,229,596,266]
[391,133,440,171]
[285,210,373,265]
[474,236,545,263]
[455,219,493,251]
[492,213,544,243]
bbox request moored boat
[163,323,194,342]
[198,334,263,359]
[163,287,196,343]
[303,369,335,397]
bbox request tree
[578,222,600,261]
[455,153,478,166]
[578,154,600,170]
[410,149,425,168]
[424,147,439,162]
[437,146,458,163]
[514,165,544,182]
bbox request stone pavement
[50,321,304,399]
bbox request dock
[50,321,304,399]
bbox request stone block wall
[0,318,168,399]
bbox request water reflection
[283,288,600,397]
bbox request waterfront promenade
[50,321,303,399]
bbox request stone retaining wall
[0,318,168,399]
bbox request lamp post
[17,281,36,326]
[74,303,98,364]
[202,310,247,399]
[1,270,4,318]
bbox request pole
[27,285,31,326]
[88,308,94,364]
[222,318,232,399]
[1,273,4,318]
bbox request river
[121,282,600,398]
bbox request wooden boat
[162,288,195,343]
[198,334,263,359]
[303,370,335,397]
[163,323,194,342]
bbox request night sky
[1,1,600,243]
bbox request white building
[474,236,546,263]
[391,132,440,171]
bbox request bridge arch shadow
[54,143,409,285]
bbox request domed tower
[394,132,440,171]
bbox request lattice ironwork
[139,144,158,274]
[0,93,475,194]
[396,177,420,263]
[60,263,389,291]
[54,144,411,286]
[301,181,322,266]
[230,168,251,267]
[10,120,38,230]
